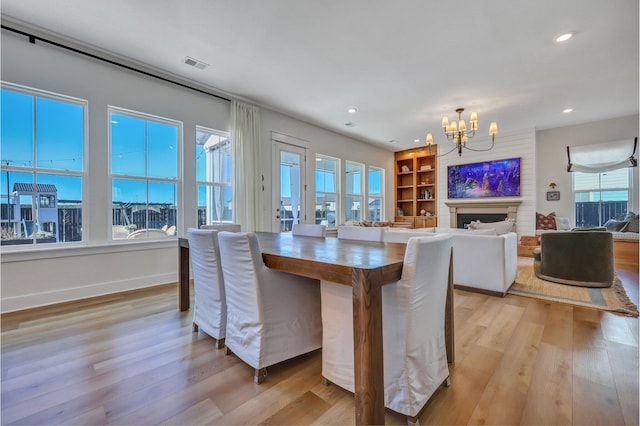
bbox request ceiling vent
[184,56,209,70]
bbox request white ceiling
[2,0,638,151]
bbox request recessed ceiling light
[389,140,398,144]
[345,122,356,127]
[414,139,420,143]
[555,31,575,43]
[563,108,574,113]
[348,108,357,113]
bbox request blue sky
[1,88,179,205]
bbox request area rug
[508,258,639,317]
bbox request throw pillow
[536,212,556,230]
[604,219,628,232]
[622,214,639,233]
[468,218,515,235]
[555,216,572,231]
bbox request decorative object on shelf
[547,190,560,201]
[401,165,410,172]
[420,165,432,171]
[420,209,426,216]
[397,207,404,216]
[447,157,521,199]
[425,107,498,157]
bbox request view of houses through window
[110,108,180,240]
[315,155,338,227]
[1,84,85,246]
[344,161,363,222]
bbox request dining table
[178,231,454,425]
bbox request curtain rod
[1,24,232,103]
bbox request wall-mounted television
[447,157,521,199]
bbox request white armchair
[321,235,453,423]
[450,232,518,296]
[292,223,326,237]
[217,231,323,384]
[187,228,226,348]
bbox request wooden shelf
[394,146,437,227]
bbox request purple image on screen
[447,158,521,199]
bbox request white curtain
[231,100,261,232]
[567,138,637,173]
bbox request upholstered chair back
[217,231,323,383]
[292,223,326,237]
[187,228,226,347]
[321,234,452,419]
[200,223,241,232]
[337,225,385,242]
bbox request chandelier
[426,108,498,156]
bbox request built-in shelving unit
[394,146,437,228]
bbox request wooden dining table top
[253,231,407,286]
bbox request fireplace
[457,213,508,229]
[445,200,522,230]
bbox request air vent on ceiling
[184,56,209,70]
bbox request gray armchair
[533,230,614,288]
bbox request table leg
[445,250,455,363]
[179,241,190,311]
[351,267,385,425]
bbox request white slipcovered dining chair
[187,228,227,348]
[217,231,323,384]
[200,223,241,232]
[337,225,386,241]
[292,223,326,237]
[321,234,452,424]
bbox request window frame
[195,125,233,227]
[367,166,385,222]
[108,106,182,241]
[344,160,364,223]
[314,154,340,228]
[1,82,88,249]
[572,167,632,227]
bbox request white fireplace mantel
[444,199,522,227]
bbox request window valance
[567,137,638,173]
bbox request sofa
[384,227,518,296]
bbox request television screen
[447,157,521,199]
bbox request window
[110,107,180,239]
[1,84,85,246]
[368,167,384,221]
[573,168,631,227]
[315,155,338,227]
[345,161,364,223]
[196,127,233,227]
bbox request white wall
[536,115,639,225]
[436,128,537,237]
[0,29,393,313]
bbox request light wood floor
[2,261,638,425]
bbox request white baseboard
[1,272,177,314]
